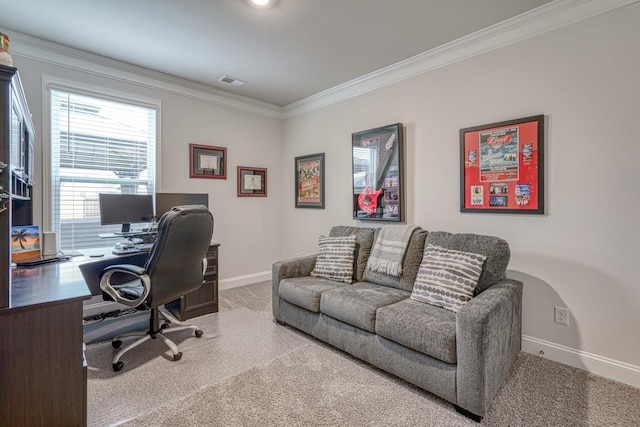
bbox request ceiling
[0,0,554,107]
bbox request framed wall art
[295,153,325,208]
[237,166,267,197]
[352,123,404,221]
[460,114,544,214]
[190,143,227,179]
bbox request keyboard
[15,256,71,267]
[112,243,154,255]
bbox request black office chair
[99,205,214,371]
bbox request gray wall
[281,4,640,381]
[12,54,283,288]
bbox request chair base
[110,309,202,371]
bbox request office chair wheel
[161,322,170,329]
[112,340,122,349]
[173,352,183,361]
[195,329,203,338]
[113,361,124,372]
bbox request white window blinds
[50,89,157,250]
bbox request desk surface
[10,255,93,309]
[9,247,140,309]
[9,243,219,309]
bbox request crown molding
[4,29,284,119]
[3,0,637,121]
[282,0,639,119]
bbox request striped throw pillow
[310,235,357,284]
[410,244,486,312]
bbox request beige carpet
[86,282,640,426]
[86,307,310,426]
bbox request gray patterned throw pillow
[310,235,357,284]
[410,244,487,312]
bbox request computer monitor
[155,192,209,219]
[98,193,154,233]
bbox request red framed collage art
[460,115,544,214]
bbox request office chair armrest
[102,264,147,276]
[100,264,151,308]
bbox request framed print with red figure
[352,123,404,221]
[460,115,544,214]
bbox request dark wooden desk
[0,244,219,425]
[1,257,92,426]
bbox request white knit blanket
[366,225,418,277]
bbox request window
[49,87,157,250]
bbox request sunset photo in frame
[460,115,544,214]
[295,153,325,209]
[190,143,227,179]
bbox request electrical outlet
[554,306,569,325]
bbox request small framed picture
[237,166,267,197]
[295,153,325,209]
[11,225,41,262]
[190,144,227,179]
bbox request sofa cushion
[279,276,347,313]
[410,244,486,313]
[424,232,510,294]
[363,228,428,292]
[320,283,409,332]
[329,226,377,282]
[310,235,357,283]
[376,298,457,364]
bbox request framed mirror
[352,123,404,221]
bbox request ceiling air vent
[218,75,247,87]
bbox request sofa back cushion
[329,226,377,282]
[363,228,428,292]
[424,231,510,294]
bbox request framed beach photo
[11,225,40,262]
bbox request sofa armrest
[455,278,523,417]
[271,254,317,321]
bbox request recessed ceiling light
[244,0,279,9]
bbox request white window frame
[42,76,162,246]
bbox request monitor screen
[155,193,209,219]
[98,193,154,233]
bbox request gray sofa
[272,225,522,421]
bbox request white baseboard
[522,335,640,389]
[218,271,271,291]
